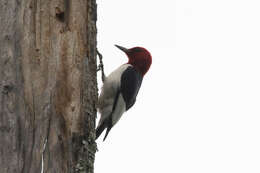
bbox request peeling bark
[0,0,97,172]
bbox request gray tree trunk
[0,0,97,173]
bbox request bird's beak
[115,45,129,53]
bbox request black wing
[120,66,143,111]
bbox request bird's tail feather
[103,126,112,141]
[96,122,106,140]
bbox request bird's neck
[128,60,151,76]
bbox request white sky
[95,0,260,173]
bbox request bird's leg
[96,49,106,82]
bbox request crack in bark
[41,138,47,173]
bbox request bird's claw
[96,49,106,82]
[97,64,103,72]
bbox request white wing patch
[111,93,126,125]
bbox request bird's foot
[96,49,106,82]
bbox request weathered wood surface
[0,0,97,172]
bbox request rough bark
[0,0,97,173]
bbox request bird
[95,45,152,141]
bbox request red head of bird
[115,45,152,76]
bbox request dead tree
[0,0,97,172]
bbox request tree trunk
[0,0,97,172]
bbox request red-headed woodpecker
[96,45,152,141]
